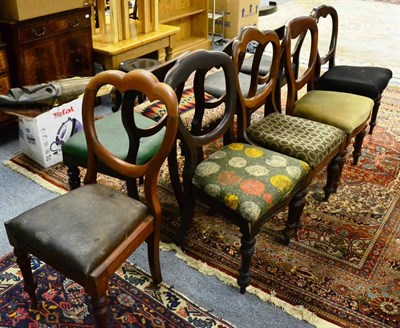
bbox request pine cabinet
[0,7,94,88]
[158,0,210,57]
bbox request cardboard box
[18,98,83,168]
[0,0,85,21]
[210,0,260,39]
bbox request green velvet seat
[293,90,373,134]
[62,111,165,193]
[246,113,346,170]
[63,112,165,165]
[193,143,310,223]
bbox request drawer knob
[68,19,80,28]
[32,26,47,37]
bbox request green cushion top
[62,112,165,165]
[247,113,346,169]
[193,143,310,223]
[293,90,373,134]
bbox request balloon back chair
[4,69,179,327]
[282,15,373,194]
[233,26,346,201]
[311,4,392,134]
[164,49,310,294]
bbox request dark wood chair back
[282,16,319,115]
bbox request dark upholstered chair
[4,70,179,327]
[62,58,182,196]
[233,27,346,201]
[311,4,392,134]
[282,15,373,187]
[165,49,310,294]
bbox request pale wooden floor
[258,0,400,80]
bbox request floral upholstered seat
[246,113,346,170]
[193,143,310,223]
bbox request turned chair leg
[281,188,308,245]
[369,97,381,135]
[66,164,81,190]
[147,231,162,285]
[14,247,38,309]
[175,195,195,245]
[323,154,340,201]
[237,227,256,294]
[333,148,347,193]
[352,128,367,165]
[91,291,109,328]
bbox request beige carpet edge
[160,241,340,328]
[3,159,67,195]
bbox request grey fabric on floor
[0,130,313,328]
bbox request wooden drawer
[0,48,7,72]
[0,74,10,94]
[18,10,91,44]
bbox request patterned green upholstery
[293,90,373,134]
[246,113,346,169]
[192,143,310,223]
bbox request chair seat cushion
[205,70,264,98]
[62,112,165,165]
[5,184,148,282]
[318,65,393,99]
[134,87,225,129]
[246,113,346,169]
[240,54,273,75]
[293,90,374,134]
[192,143,309,223]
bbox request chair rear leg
[369,96,381,134]
[14,247,38,309]
[353,128,367,165]
[147,230,162,285]
[323,154,340,201]
[237,226,256,294]
[175,195,195,245]
[333,148,347,193]
[280,187,308,245]
[168,146,184,209]
[66,164,81,190]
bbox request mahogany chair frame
[164,49,309,294]
[5,70,179,327]
[234,27,344,201]
[311,4,391,135]
[283,16,370,183]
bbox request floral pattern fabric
[192,143,310,223]
[247,113,346,169]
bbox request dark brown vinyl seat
[5,69,179,327]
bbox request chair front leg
[14,247,38,309]
[237,225,256,294]
[334,148,347,193]
[91,286,109,328]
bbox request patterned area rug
[4,85,400,327]
[0,252,233,327]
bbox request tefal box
[17,98,83,168]
[0,0,85,21]
[210,0,260,39]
